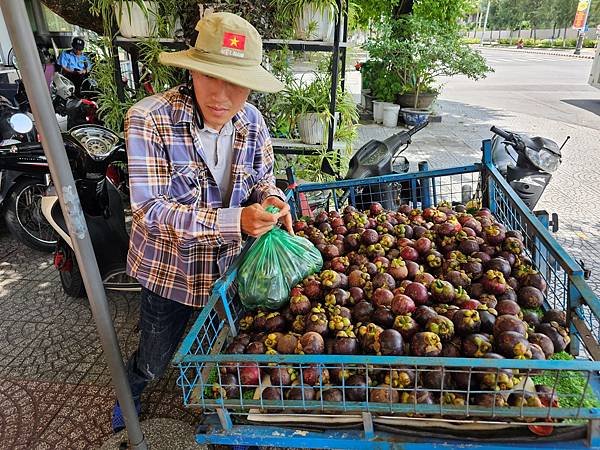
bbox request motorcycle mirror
[9,113,33,134]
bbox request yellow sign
[573,0,590,29]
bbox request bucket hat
[159,12,284,93]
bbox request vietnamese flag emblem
[223,32,246,51]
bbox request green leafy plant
[90,0,152,36]
[137,37,180,93]
[365,16,492,108]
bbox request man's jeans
[126,287,194,401]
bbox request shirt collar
[170,86,249,137]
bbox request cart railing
[174,140,600,445]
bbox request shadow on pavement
[561,99,600,117]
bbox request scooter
[490,125,565,210]
[40,124,137,297]
[0,98,56,251]
[345,120,429,211]
[50,72,99,130]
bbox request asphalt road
[441,47,600,130]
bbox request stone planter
[297,112,338,145]
[294,4,335,41]
[115,1,158,38]
[396,92,437,110]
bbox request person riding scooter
[57,37,92,95]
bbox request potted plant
[270,0,342,41]
[270,71,358,182]
[365,16,492,122]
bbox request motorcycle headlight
[525,147,561,173]
[70,126,121,161]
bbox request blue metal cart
[174,140,600,449]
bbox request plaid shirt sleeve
[125,108,243,246]
[249,115,285,204]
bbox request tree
[550,0,578,40]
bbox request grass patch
[532,352,600,409]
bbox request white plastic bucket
[382,104,401,127]
[115,1,158,38]
[372,101,384,123]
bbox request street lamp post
[481,0,491,46]
[574,0,593,55]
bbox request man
[111,12,292,432]
[57,37,91,94]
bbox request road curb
[480,46,595,60]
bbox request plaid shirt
[125,87,283,307]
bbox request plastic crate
[174,141,600,449]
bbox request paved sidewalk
[480,45,596,59]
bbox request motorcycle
[41,125,136,297]
[0,98,56,251]
[490,125,565,210]
[345,120,429,211]
[50,72,100,130]
[0,124,136,296]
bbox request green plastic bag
[237,208,323,310]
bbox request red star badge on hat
[223,32,246,50]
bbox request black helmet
[72,37,85,51]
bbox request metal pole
[0,2,147,449]
[575,0,593,55]
[480,0,491,46]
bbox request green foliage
[351,0,400,28]
[270,71,358,182]
[137,38,180,93]
[365,16,492,107]
[412,0,477,31]
[532,352,600,409]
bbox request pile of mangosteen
[215,202,570,410]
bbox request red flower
[355,61,363,71]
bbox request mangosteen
[495,300,521,317]
[410,332,442,357]
[424,250,443,271]
[497,251,517,266]
[442,336,462,357]
[478,368,514,390]
[399,390,435,405]
[225,341,246,354]
[325,288,351,308]
[264,332,284,349]
[261,386,284,410]
[421,367,452,390]
[333,332,359,355]
[497,289,517,303]
[361,229,379,246]
[305,306,328,335]
[425,316,455,341]
[536,385,559,407]
[458,238,480,255]
[393,315,420,341]
[303,276,323,300]
[478,308,497,334]
[372,307,395,328]
[413,305,439,326]
[404,282,429,306]
[239,363,261,386]
[302,365,328,386]
[472,251,491,264]
[503,237,524,255]
[382,367,415,389]
[287,385,316,401]
[482,270,507,295]
[361,262,378,277]
[352,301,373,323]
[522,272,548,293]
[452,309,481,336]
[321,269,343,289]
[345,374,370,401]
[435,304,460,321]
[276,334,299,355]
[369,384,400,403]
[445,270,471,288]
[542,309,566,327]
[430,280,456,304]
[405,260,421,280]
[478,293,498,309]
[529,343,546,361]
[358,323,384,353]
[493,314,527,337]
[496,331,532,359]
[536,321,570,353]
[349,287,365,304]
[290,294,312,316]
[400,246,420,262]
[518,286,544,309]
[483,224,506,246]
[374,329,404,356]
[246,341,266,354]
[296,332,325,354]
[522,310,541,329]
[414,272,436,288]
[321,388,344,404]
[462,333,492,357]
[371,288,394,308]
[212,373,240,399]
[270,367,295,386]
[469,283,485,299]
[475,393,508,407]
[508,390,543,408]
[391,293,416,315]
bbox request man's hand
[262,196,294,235]
[240,203,278,237]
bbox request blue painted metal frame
[172,142,600,448]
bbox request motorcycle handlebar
[490,126,513,141]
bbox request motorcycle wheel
[59,253,86,298]
[4,178,57,252]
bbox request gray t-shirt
[197,120,235,206]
